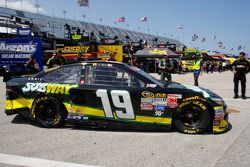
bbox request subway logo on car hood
[22,83,78,94]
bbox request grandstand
[0,7,184,47]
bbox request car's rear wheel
[173,101,211,134]
[33,96,67,128]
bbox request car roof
[63,61,127,68]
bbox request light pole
[35,0,40,14]
[20,0,23,11]
[82,14,86,22]
[99,18,103,25]
[62,10,67,19]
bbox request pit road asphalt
[0,71,250,167]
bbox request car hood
[166,82,222,99]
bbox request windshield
[128,65,163,87]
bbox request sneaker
[234,95,239,99]
[241,95,246,100]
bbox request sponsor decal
[104,38,116,44]
[22,83,78,94]
[183,96,205,102]
[213,120,221,126]
[153,98,167,105]
[17,28,32,37]
[167,94,178,107]
[67,114,89,121]
[149,49,167,55]
[154,105,165,111]
[57,46,90,53]
[146,84,157,88]
[67,115,82,120]
[140,103,154,110]
[155,111,164,116]
[179,101,206,110]
[215,114,224,121]
[141,98,153,103]
[214,106,224,114]
[82,116,89,120]
[155,93,166,98]
[141,91,154,98]
[44,66,59,73]
[214,106,224,121]
[184,129,199,134]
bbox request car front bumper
[213,106,229,133]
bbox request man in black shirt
[57,50,67,65]
[158,54,174,82]
[47,52,64,68]
[231,52,250,99]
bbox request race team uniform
[231,58,250,97]
[159,58,173,82]
[193,58,203,86]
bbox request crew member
[158,54,174,82]
[25,56,39,74]
[47,51,64,68]
[193,52,204,86]
[57,50,67,65]
[74,52,85,62]
[177,59,182,75]
[218,61,223,73]
[107,52,117,61]
[231,52,250,99]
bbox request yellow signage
[149,49,167,55]
[57,46,90,53]
[72,34,82,40]
[98,45,123,62]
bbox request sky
[1,0,250,56]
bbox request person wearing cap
[25,55,39,74]
[193,52,204,86]
[46,51,64,68]
[231,52,250,99]
[158,54,174,82]
[57,50,67,65]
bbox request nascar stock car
[5,61,229,134]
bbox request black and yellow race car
[5,61,228,134]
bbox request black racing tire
[33,96,67,128]
[173,100,211,134]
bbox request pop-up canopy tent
[133,47,180,72]
[182,53,217,61]
[134,47,180,58]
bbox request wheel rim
[179,106,202,129]
[37,101,57,124]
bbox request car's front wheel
[32,96,67,128]
[173,101,211,134]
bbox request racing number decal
[96,89,135,119]
[96,89,113,118]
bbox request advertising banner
[0,37,43,72]
[17,28,32,37]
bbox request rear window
[42,65,82,84]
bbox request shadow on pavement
[10,114,231,135]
